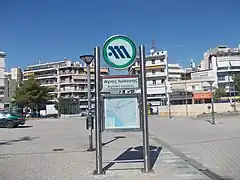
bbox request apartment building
[23,59,109,111]
[0,51,6,109]
[4,67,23,107]
[170,69,215,105]
[128,50,184,108]
[200,45,240,95]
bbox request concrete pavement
[0,118,210,180]
[149,115,240,180]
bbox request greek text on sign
[102,77,139,89]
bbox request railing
[60,88,95,92]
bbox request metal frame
[102,93,142,132]
[93,43,151,175]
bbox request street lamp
[208,80,215,124]
[80,55,94,151]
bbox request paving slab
[0,118,210,180]
[149,115,240,180]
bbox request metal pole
[87,64,93,151]
[93,46,103,174]
[232,74,237,112]
[210,82,215,124]
[139,45,151,172]
[57,68,61,118]
[228,72,232,104]
[185,70,188,116]
[165,55,171,118]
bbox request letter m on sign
[108,46,131,59]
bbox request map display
[104,97,140,130]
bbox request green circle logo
[103,35,137,69]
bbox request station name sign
[102,76,139,90]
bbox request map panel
[104,97,140,130]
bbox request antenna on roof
[150,39,156,55]
[38,58,42,64]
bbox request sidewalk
[0,119,210,180]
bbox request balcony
[146,72,166,78]
[59,80,94,85]
[59,88,95,93]
[36,74,57,79]
[40,83,57,87]
[147,85,166,95]
[168,69,184,73]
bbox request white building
[200,45,240,94]
[4,67,23,107]
[128,50,184,109]
[0,51,6,109]
[23,59,109,111]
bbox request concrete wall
[158,103,240,117]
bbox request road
[149,115,240,180]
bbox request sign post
[139,45,151,172]
[93,35,151,175]
[93,46,103,175]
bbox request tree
[233,74,240,92]
[14,76,55,113]
[214,88,226,99]
[54,98,80,115]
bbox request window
[161,79,165,84]
[152,59,155,64]
[160,68,164,72]
[152,69,156,75]
[153,80,156,85]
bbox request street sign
[102,75,139,90]
[102,35,137,69]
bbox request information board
[103,95,140,131]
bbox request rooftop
[206,45,240,57]
[0,51,6,57]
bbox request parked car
[0,111,26,128]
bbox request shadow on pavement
[90,136,126,151]
[103,145,162,172]
[102,136,126,146]
[0,136,39,145]
[18,125,33,128]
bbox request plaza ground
[1,116,239,179]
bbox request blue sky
[1,0,240,71]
